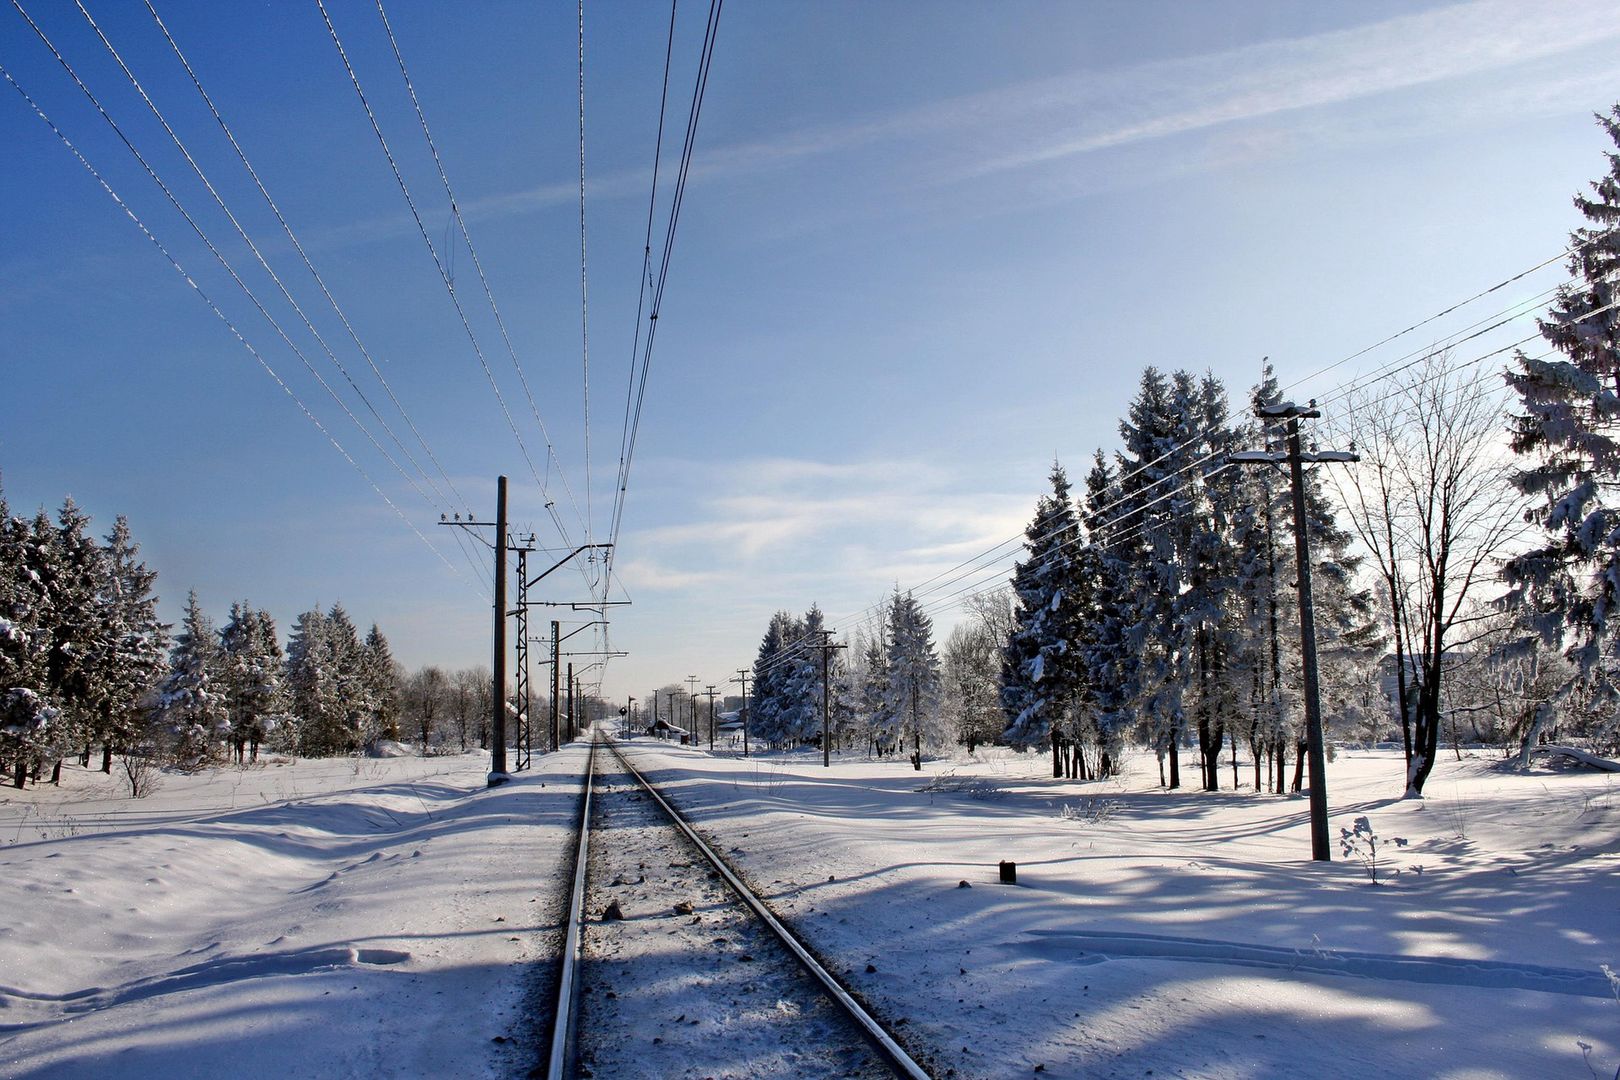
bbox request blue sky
[3,0,1618,702]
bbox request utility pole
[703,685,717,750]
[509,536,536,771]
[491,476,510,785]
[1231,400,1358,862]
[550,620,561,752]
[733,669,751,757]
[811,629,848,768]
[566,662,575,744]
[686,676,700,744]
[625,696,635,739]
[438,483,510,787]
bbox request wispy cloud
[300,2,1620,253]
[626,454,1032,623]
[710,0,1620,185]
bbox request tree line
[0,487,496,791]
[738,105,1620,797]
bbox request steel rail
[546,734,597,1079]
[605,737,932,1080]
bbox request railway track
[544,732,932,1080]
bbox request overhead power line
[0,59,478,595]
[73,1,460,524]
[137,0,472,518]
[603,0,724,602]
[369,0,591,567]
[749,257,1616,683]
[317,0,573,548]
[11,0,487,592]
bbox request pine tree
[153,590,226,768]
[1000,462,1084,773]
[220,603,285,763]
[885,589,941,769]
[1504,106,1620,687]
[1079,450,1133,778]
[362,624,401,744]
[286,606,338,755]
[0,489,57,787]
[1117,368,1192,787]
[94,516,167,772]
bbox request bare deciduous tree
[1332,351,1526,795]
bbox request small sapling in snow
[1058,797,1120,825]
[1340,815,1407,884]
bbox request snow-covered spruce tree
[0,489,56,787]
[6,511,78,783]
[94,516,168,772]
[40,498,109,783]
[362,623,401,743]
[750,610,798,747]
[1171,374,1249,791]
[1503,105,1620,749]
[286,606,338,755]
[1000,462,1085,776]
[220,603,286,763]
[325,605,374,751]
[153,590,227,768]
[857,625,894,755]
[1079,450,1133,778]
[1116,368,1195,787]
[885,589,942,769]
[780,605,828,747]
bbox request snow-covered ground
[616,740,1620,1080]
[0,747,590,1078]
[2,741,1616,1079]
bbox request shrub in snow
[1059,797,1121,825]
[1339,815,1407,885]
[917,772,1002,800]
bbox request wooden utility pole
[703,685,718,750]
[436,487,511,786]
[733,669,751,757]
[811,630,848,767]
[491,476,510,784]
[686,676,701,745]
[1231,401,1358,861]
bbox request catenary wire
[370,0,592,573]
[602,0,721,603]
[316,0,567,548]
